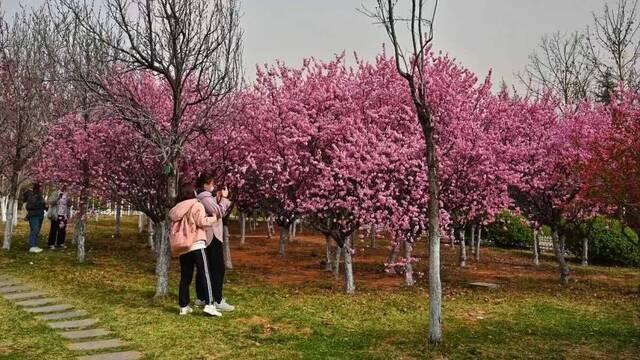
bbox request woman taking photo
[169,182,221,317]
[194,171,234,312]
[47,186,69,250]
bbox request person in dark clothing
[24,183,47,253]
[47,187,69,249]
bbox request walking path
[0,274,143,360]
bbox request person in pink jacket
[194,171,234,312]
[169,182,221,317]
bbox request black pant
[48,216,67,247]
[196,240,225,304]
[179,248,213,308]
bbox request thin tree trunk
[551,229,570,285]
[475,226,482,262]
[343,236,355,293]
[138,212,145,233]
[148,220,156,252]
[581,238,589,266]
[369,223,376,248]
[404,240,415,286]
[115,201,122,237]
[470,224,476,251]
[223,223,233,269]
[155,220,171,297]
[385,241,401,274]
[533,229,540,266]
[2,197,15,250]
[292,220,297,240]
[12,199,18,227]
[325,234,333,272]
[240,212,246,245]
[279,225,288,256]
[75,218,86,263]
[333,245,342,279]
[0,196,6,222]
[459,229,467,267]
[288,222,294,243]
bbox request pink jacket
[168,199,217,249]
[196,191,231,242]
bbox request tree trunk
[0,196,6,222]
[551,229,570,285]
[223,224,233,269]
[581,238,589,266]
[240,212,246,245]
[325,234,333,272]
[138,213,146,233]
[470,224,476,251]
[115,201,122,237]
[279,225,288,256]
[533,229,540,266]
[75,218,86,263]
[423,120,443,346]
[288,222,294,243]
[343,236,356,293]
[385,241,400,274]
[475,226,482,262]
[333,245,342,279]
[292,220,297,240]
[369,223,376,248]
[404,240,415,286]
[154,220,171,297]
[459,229,467,267]
[148,220,156,252]
[2,197,15,250]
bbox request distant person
[194,171,235,312]
[169,182,221,317]
[47,186,69,250]
[23,183,47,253]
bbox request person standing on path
[47,186,70,249]
[194,171,235,312]
[23,183,47,253]
[170,182,221,317]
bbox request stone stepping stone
[3,291,45,300]
[37,310,88,321]
[67,339,125,351]
[0,285,32,294]
[469,282,499,289]
[77,351,142,360]
[48,318,98,330]
[16,298,60,307]
[0,279,20,287]
[60,328,112,340]
[25,304,74,313]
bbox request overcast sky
[3,0,617,87]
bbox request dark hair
[176,182,196,204]
[195,171,215,190]
[32,183,42,195]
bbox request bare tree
[519,32,595,104]
[55,0,243,296]
[0,6,57,250]
[361,0,443,347]
[585,0,640,89]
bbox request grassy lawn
[0,216,638,359]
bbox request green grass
[1,217,639,359]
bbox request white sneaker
[179,306,193,315]
[49,245,56,250]
[203,304,222,317]
[194,299,206,307]
[215,298,235,312]
[29,247,43,253]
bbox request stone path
[0,274,143,360]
